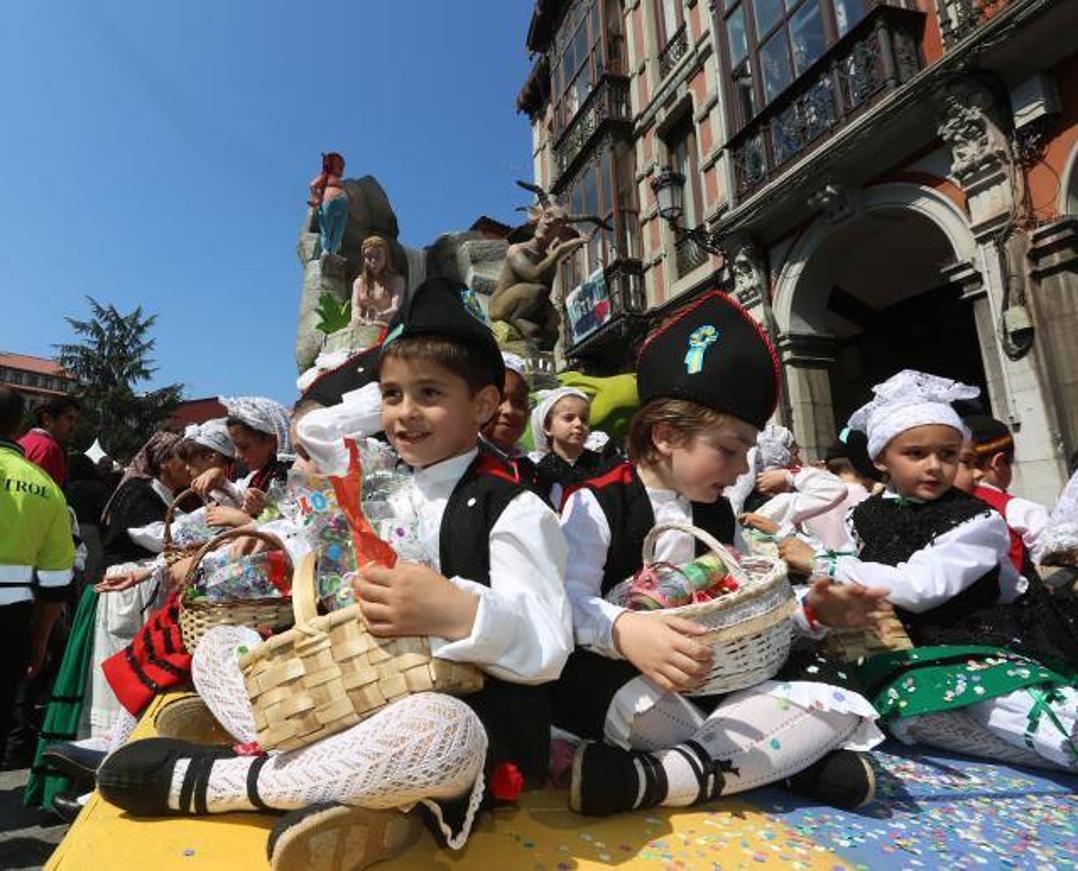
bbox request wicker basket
[239,552,485,753]
[636,523,795,696]
[162,488,208,565]
[154,694,233,745]
[821,613,914,662]
[178,528,295,653]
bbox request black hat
[636,291,780,430]
[302,345,380,407]
[381,277,505,389]
[963,414,1014,458]
[824,439,849,463]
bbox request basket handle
[182,527,294,593]
[163,488,207,549]
[640,522,746,581]
[291,551,321,625]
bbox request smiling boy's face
[877,424,963,501]
[379,355,499,469]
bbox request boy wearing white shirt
[99,278,573,870]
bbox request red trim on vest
[560,460,635,511]
[973,485,1025,573]
[477,451,521,485]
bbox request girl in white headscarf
[802,370,1078,772]
[529,387,610,506]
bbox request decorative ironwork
[936,0,1010,48]
[552,75,631,187]
[675,233,709,277]
[658,23,689,80]
[606,258,646,313]
[728,6,925,197]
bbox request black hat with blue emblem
[636,290,780,430]
[381,276,505,389]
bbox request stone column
[938,77,1068,503]
[775,333,838,462]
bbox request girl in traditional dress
[805,370,1078,771]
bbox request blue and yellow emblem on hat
[684,325,719,374]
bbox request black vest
[852,489,1078,664]
[438,449,553,788]
[572,462,736,596]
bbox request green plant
[314,293,352,334]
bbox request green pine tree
[55,297,184,462]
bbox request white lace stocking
[191,625,261,744]
[107,709,138,753]
[168,693,488,847]
[656,684,863,806]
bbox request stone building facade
[518,0,1078,504]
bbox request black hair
[66,451,99,482]
[0,386,26,437]
[34,396,80,426]
[226,416,276,442]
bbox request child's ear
[651,423,678,457]
[473,384,501,426]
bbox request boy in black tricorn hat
[554,291,890,816]
[98,277,573,869]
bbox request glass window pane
[833,0,866,36]
[789,0,826,74]
[661,0,679,40]
[734,62,757,121]
[583,165,599,217]
[752,0,784,37]
[572,23,589,71]
[726,6,748,67]
[760,29,793,103]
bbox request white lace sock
[648,685,863,806]
[191,625,261,744]
[626,689,704,752]
[106,709,138,753]
[166,693,487,842]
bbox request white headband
[183,418,235,458]
[848,370,979,459]
[530,387,589,454]
[501,352,526,376]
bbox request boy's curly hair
[627,398,739,464]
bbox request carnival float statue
[308,152,349,257]
[488,182,609,351]
[351,235,406,325]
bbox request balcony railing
[564,257,646,357]
[658,23,688,80]
[728,5,925,199]
[674,233,709,278]
[552,75,631,187]
[936,0,1011,48]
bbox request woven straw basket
[178,528,296,653]
[162,488,207,565]
[637,522,795,696]
[239,552,485,753]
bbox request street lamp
[650,166,725,256]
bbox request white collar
[977,481,1003,494]
[412,448,478,493]
[644,485,689,505]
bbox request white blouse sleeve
[755,467,846,535]
[1005,495,1050,565]
[429,491,573,685]
[830,510,1025,612]
[559,488,626,659]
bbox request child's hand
[354,562,479,641]
[242,488,266,517]
[805,578,891,629]
[94,565,152,593]
[739,512,780,535]
[612,611,713,693]
[206,505,253,528]
[755,469,791,495]
[777,537,816,574]
[191,467,226,497]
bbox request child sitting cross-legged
[554,291,890,817]
[804,371,1078,771]
[97,278,573,870]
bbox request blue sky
[0,0,535,403]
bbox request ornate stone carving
[937,79,1015,239]
[727,237,767,309]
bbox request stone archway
[771,184,985,458]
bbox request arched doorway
[773,185,990,455]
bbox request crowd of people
[2,278,1076,870]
